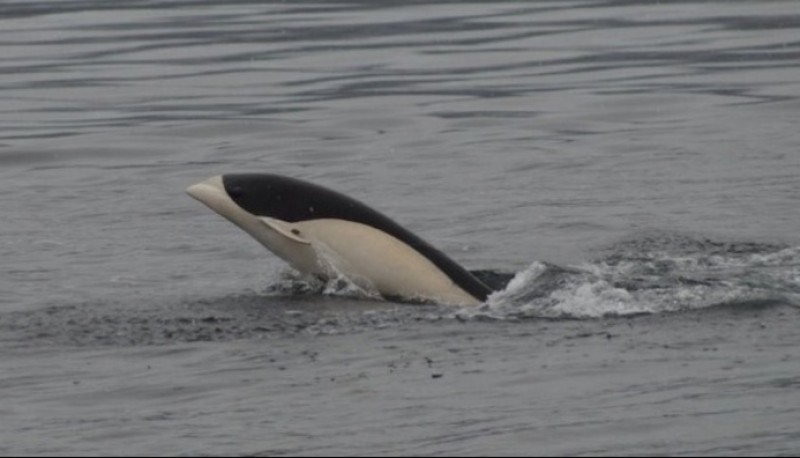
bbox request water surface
[1,0,799,455]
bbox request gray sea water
[2,0,799,455]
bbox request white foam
[463,243,800,320]
[545,280,641,318]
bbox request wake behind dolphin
[187,174,492,306]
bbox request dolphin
[186,174,492,306]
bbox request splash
[263,241,383,302]
[465,235,800,319]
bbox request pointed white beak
[186,175,225,204]
[187,173,261,236]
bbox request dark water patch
[597,230,793,259]
[0,293,448,348]
[469,269,516,292]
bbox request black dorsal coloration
[222,174,493,302]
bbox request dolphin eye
[291,229,301,236]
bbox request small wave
[463,234,800,320]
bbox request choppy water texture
[1,0,799,455]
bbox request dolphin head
[187,174,319,272]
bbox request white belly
[296,219,480,306]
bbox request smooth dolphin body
[186,174,492,306]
